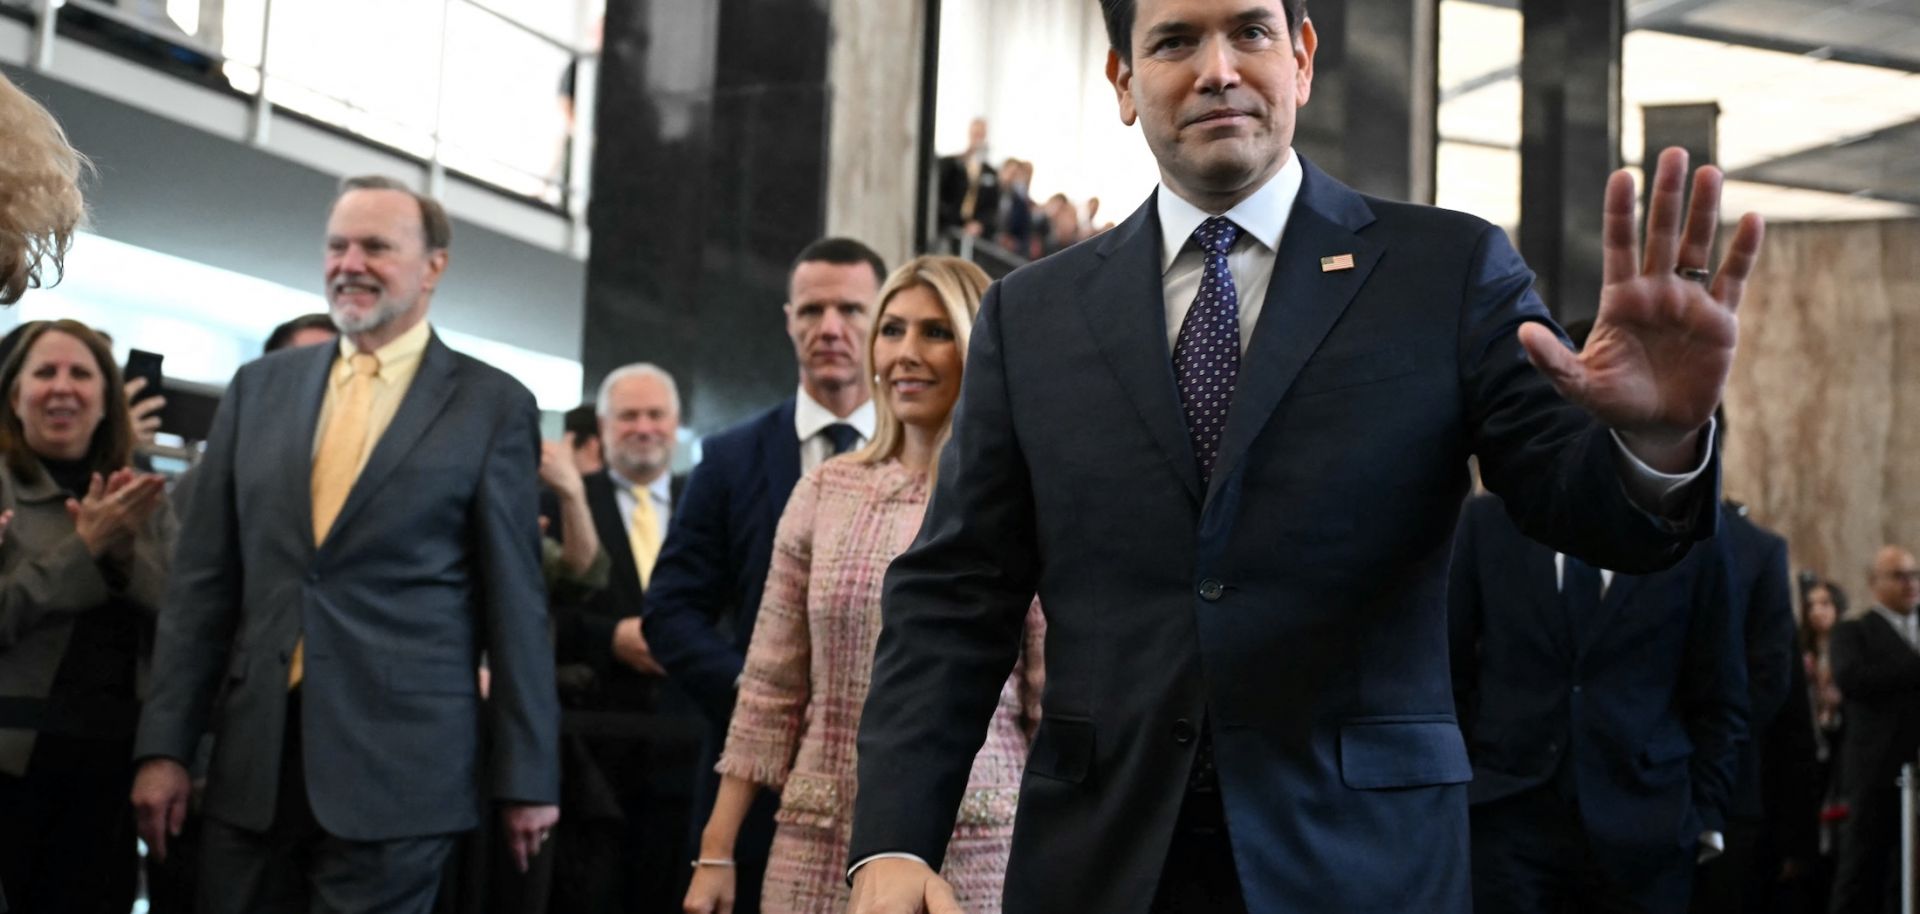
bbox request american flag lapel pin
[1320,253,1356,272]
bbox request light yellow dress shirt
[311,319,432,472]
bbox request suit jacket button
[1172,719,1196,745]
[1198,579,1224,601]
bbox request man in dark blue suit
[844,0,1767,911]
[1450,492,1746,913]
[641,238,886,913]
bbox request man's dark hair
[264,313,337,353]
[563,404,599,442]
[1099,0,1308,61]
[789,237,887,290]
[337,174,453,252]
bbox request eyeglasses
[1884,570,1920,583]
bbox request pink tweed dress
[716,457,1045,914]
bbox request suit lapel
[587,471,641,595]
[1577,569,1641,658]
[319,334,458,547]
[286,344,334,551]
[1077,194,1203,504]
[1526,544,1576,661]
[763,399,803,519]
[1205,160,1383,507]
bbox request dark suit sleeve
[133,365,249,765]
[1832,618,1920,700]
[1744,529,1798,751]
[1764,652,1821,861]
[643,456,750,723]
[474,389,561,804]
[1682,534,1748,832]
[1448,497,1487,740]
[1459,224,1716,573]
[850,282,1041,871]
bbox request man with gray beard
[131,176,560,914]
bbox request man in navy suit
[844,0,1767,911]
[1449,492,1746,913]
[642,237,886,913]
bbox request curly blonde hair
[0,73,87,305]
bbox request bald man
[1828,546,1920,914]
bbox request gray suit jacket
[134,332,560,841]
[0,461,173,776]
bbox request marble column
[1519,0,1623,325]
[1295,0,1439,203]
[1722,219,1920,586]
[824,0,929,271]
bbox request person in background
[936,118,999,239]
[1,72,97,914]
[564,403,605,477]
[1827,547,1920,914]
[1799,578,1849,913]
[130,175,559,914]
[262,313,339,355]
[0,319,172,914]
[643,237,884,914]
[995,159,1036,258]
[684,256,1042,914]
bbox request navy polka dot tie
[1173,216,1242,484]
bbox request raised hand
[1518,146,1766,472]
[67,470,167,559]
[126,377,166,446]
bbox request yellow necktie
[290,352,380,689]
[628,485,660,590]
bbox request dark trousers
[1830,788,1899,914]
[197,696,457,914]
[1473,786,1693,914]
[1150,781,1248,914]
[0,733,138,914]
[549,724,705,914]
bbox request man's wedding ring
[1675,266,1711,285]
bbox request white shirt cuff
[1610,417,1716,517]
[1697,829,1725,864]
[847,852,931,884]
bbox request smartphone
[124,349,165,404]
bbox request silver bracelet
[690,858,736,869]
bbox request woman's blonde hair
[853,255,991,478]
[0,73,88,305]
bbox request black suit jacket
[552,470,686,708]
[850,158,1720,914]
[134,334,559,840]
[1720,506,1797,822]
[936,155,1000,237]
[1831,609,1920,807]
[642,400,801,725]
[1449,494,1746,884]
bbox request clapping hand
[539,432,587,501]
[66,468,167,560]
[1518,146,1766,473]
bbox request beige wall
[824,0,926,271]
[1723,219,1920,599]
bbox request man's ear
[1106,50,1137,126]
[424,249,450,291]
[1294,18,1318,108]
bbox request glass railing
[4,0,598,224]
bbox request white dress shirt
[794,386,877,472]
[1553,554,1616,594]
[607,466,674,536]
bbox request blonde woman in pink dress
[684,256,1044,914]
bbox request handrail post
[1903,762,1917,914]
[426,0,456,199]
[31,0,63,71]
[248,0,276,145]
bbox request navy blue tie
[1173,216,1242,484]
[822,423,861,455]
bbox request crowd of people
[935,118,1116,262]
[2,0,1920,912]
